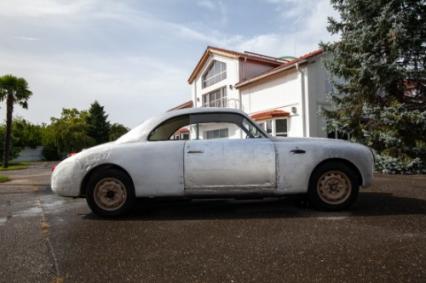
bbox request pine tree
[109,123,129,141]
[86,101,111,145]
[322,0,426,174]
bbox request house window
[276,119,288,137]
[266,120,273,134]
[202,60,227,88]
[202,87,227,107]
[182,133,190,140]
[205,128,229,139]
[257,119,287,136]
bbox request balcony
[201,98,242,110]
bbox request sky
[0,0,339,128]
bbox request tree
[322,0,425,174]
[42,108,95,160]
[86,101,110,144]
[109,123,129,141]
[12,117,42,148]
[0,75,32,167]
[0,125,20,162]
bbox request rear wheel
[308,161,359,211]
[86,168,135,217]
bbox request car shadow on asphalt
[82,192,426,221]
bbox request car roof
[118,108,255,143]
[151,107,250,125]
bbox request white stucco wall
[13,146,43,162]
[306,56,331,138]
[239,70,305,137]
[188,52,330,139]
[191,54,240,109]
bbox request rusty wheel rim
[317,170,352,205]
[94,178,127,211]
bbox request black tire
[86,168,135,217]
[308,161,360,211]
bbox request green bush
[375,155,425,175]
[41,143,61,161]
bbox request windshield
[116,120,151,143]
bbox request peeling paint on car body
[51,108,374,199]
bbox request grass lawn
[0,162,30,171]
[0,175,10,183]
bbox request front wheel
[86,168,135,217]
[308,162,359,211]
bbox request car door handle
[187,150,204,154]
[290,149,306,154]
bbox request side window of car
[188,122,245,140]
[149,115,190,141]
[149,113,266,141]
[187,113,265,140]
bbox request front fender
[51,156,85,197]
[274,140,374,194]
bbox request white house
[171,46,332,139]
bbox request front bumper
[51,157,85,197]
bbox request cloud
[13,36,40,41]
[0,0,340,128]
[0,52,188,127]
[164,0,339,57]
[195,0,228,25]
[225,0,339,57]
[0,0,97,17]
[196,0,216,10]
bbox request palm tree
[0,75,32,168]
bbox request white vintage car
[51,108,374,216]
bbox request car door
[183,113,277,193]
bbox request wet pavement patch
[0,163,425,282]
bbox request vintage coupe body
[52,108,374,216]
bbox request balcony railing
[201,98,243,111]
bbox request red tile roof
[236,49,324,88]
[250,109,290,121]
[176,127,190,134]
[168,100,193,111]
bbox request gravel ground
[0,162,425,282]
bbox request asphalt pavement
[0,162,425,282]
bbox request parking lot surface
[0,162,425,282]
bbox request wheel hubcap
[93,178,127,211]
[317,170,352,205]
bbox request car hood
[65,142,116,163]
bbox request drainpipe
[193,81,197,108]
[239,57,247,111]
[296,62,307,137]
